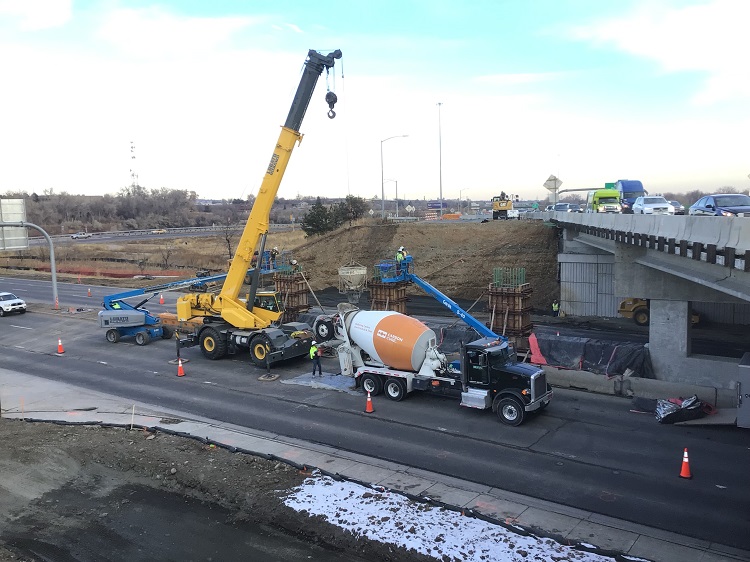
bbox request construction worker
[270,246,280,268]
[395,246,407,274]
[310,340,322,377]
[290,259,301,273]
[552,299,560,317]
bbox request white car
[0,292,27,316]
[631,196,674,215]
[71,231,92,239]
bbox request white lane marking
[10,325,33,330]
[97,361,108,365]
[15,345,26,349]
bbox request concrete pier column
[649,299,691,378]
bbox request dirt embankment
[4,221,561,311]
[279,221,560,310]
[0,419,433,562]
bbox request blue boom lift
[99,274,229,345]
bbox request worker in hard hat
[270,246,280,269]
[395,246,407,274]
[290,259,301,273]
[309,340,322,377]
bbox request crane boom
[177,49,341,329]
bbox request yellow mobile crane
[175,49,342,366]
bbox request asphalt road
[1,286,749,551]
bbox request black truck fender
[491,389,527,412]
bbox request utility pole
[129,141,138,188]
[437,102,443,218]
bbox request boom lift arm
[381,256,502,340]
[177,49,342,329]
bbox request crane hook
[325,91,338,119]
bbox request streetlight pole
[437,102,443,218]
[459,188,469,215]
[380,135,408,219]
[384,179,398,218]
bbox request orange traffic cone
[177,358,185,377]
[57,338,65,354]
[87,288,92,297]
[364,391,374,414]
[679,448,692,479]
[159,294,165,305]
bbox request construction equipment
[174,49,341,366]
[99,274,228,345]
[314,256,552,426]
[318,303,552,426]
[618,298,700,327]
[491,193,520,220]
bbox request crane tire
[199,327,227,360]
[250,334,272,367]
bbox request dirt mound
[280,221,560,310]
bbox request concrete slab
[587,513,711,549]
[404,468,493,495]
[566,520,638,553]
[467,494,528,521]
[375,472,435,496]
[488,487,592,520]
[334,462,397,485]
[705,543,750,562]
[628,535,705,562]
[420,482,480,507]
[514,506,582,537]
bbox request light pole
[385,179,398,218]
[459,188,469,214]
[380,135,408,218]
[437,102,443,217]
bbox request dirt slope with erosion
[277,220,560,310]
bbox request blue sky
[0,0,748,205]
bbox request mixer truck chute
[323,304,552,426]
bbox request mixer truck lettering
[315,304,553,426]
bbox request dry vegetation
[2,220,560,310]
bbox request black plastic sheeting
[532,326,654,378]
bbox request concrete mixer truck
[320,303,552,426]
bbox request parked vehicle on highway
[0,292,27,316]
[71,231,92,239]
[669,201,685,215]
[632,196,673,215]
[151,229,167,234]
[688,194,750,217]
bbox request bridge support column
[649,299,691,378]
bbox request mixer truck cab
[318,304,552,426]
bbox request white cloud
[95,7,264,58]
[570,0,750,105]
[475,72,564,86]
[0,0,71,30]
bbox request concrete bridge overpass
[535,212,749,399]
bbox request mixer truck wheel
[384,377,407,402]
[361,373,383,396]
[497,396,525,426]
[250,334,272,367]
[314,320,334,342]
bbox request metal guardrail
[40,223,294,241]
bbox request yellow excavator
[173,49,342,366]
